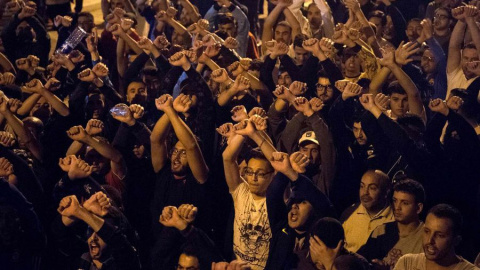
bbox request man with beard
[447,5,480,96]
[1,3,50,67]
[359,179,425,269]
[276,97,336,197]
[394,204,479,270]
[150,94,209,269]
[341,170,394,253]
[432,7,453,53]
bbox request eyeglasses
[171,148,187,158]
[316,83,333,90]
[243,169,274,179]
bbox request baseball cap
[298,131,319,146]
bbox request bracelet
[259,137,266,148]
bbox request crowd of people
[1,0,480,269]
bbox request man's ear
[416,203,424,215]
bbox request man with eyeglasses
[150,94,209,269]
[223,119,279,270]
[433,7,453,53]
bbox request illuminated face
[274,24,292,45]
[421,49,436,74]
[307,4,322,29]
[393,191,422,224]
[277,71,292,87]
[461,47,479,79]
[390,93,408,118]
[126,81,147,104]
[359,173,385,212]
[88,232,107,260]
[219,22,237,38]
[406,21,422,41]
[299,142,320,166]
[343,55,362,77]
[369,16,383,38]
[433,9,451,32]
[170,141,188,176]
[294,46,310,66]
[423,214,457,262]
[244,158,274,197]
[179,8,193,26]
[353,122,367,145]
[316,77,334,102]
[288,200,314,231]
[78,15,94,33]
[132,144,145,159]
[177,254,199,270]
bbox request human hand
[289,151,309,173]
[429,98,449,116]
[159,206,188,230]
[110,103,134,125]
[270,152,292,174]
[224,37,239,49]
[293,96,314,116]
[289,81,307,96]
[248,107,267,118]
[319,38,335,56]
[374,93,390,111]
[332,24,350,45]
[68,157,93,180]
[0,157,14,177]
[166,6,178,18]
[83,191,111,217]
[342,81,363,100]
[27,55,40,68]
[108,23,124,36]
[0,95,9,114]
[18,4,36,19]
[168,51,189,67]
[344,0,361,13]
[378,48,396,68]
[0,131,16,147]
[0,72,16,85]
[446,96,464,111]
[177,204,197,224]
[216,122,235,138]
[452,6,466,21]
[66,125,89,142]
[231,75,250,94]
[233,119,256,136]
[58,155,76,172]
[231,105,248,122]
[77,68,96,82]
[309,235,342,270]
[155,94,174,111]
[45,77,61,91]
[204,43,222,58]
[265,40,276,54]
[85,119,104,135]
[464,5,479,18]
[309,97,325,112]
[130,104,145,119]
[228,61,244,77]
[359,94,377,111]
[173,94,193,113]
[57,195,82,217]
[120,18,134,31]
[302,38,320,53]
[138,36,154,50]
[86,31,99,53]
[24,78,45,94]
[270,42,289,58]
[421,19,433,41]
[92,62,109,78]
[153,35,170,49]
[273,85,294,102]
[211,68,230,83]
[249,114,268,131]
[395,41,420,66]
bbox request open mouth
[89,242,100,256]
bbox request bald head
[359,170,391,213]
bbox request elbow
[60,110,70,117]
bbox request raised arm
[157,94,209,183]
[150,111,170,173]
[262,0,292,53]
[448,7,468,73]
[222,134,245,192]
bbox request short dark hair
[276,21,292,31]
[386,81,407,96]
[407,18,422,25]
[428,204,463,235]
[293,33,308,48]
[463,42,477,51]
[78,12,94,22]
[310,217,344,248]
[397,114,426,134]
[217,13,236,26]
[368,10,386,26]
[393,179,425,204]
[246,148,269,163]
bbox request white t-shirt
[446,66,478,98]
[231,183,272,270]
[394,253,480,270]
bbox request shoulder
[394,253,424,270]
[340,203,361,223]
[457,257,480,270]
